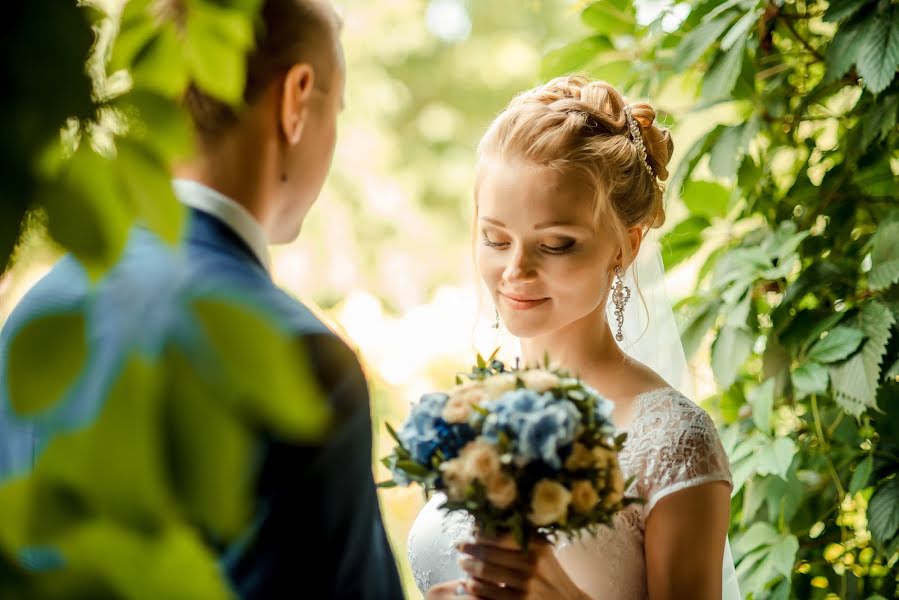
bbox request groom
[0,0,403,598]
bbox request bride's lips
[500,292,550,311]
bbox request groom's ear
[280,63,316,145]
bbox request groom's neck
[173,130,278,237]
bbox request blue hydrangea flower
[398,393,448,464]
[517,400,580,469]
[481,389,553,443]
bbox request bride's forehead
[477,160,594,223]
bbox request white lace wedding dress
[407,386,734,599]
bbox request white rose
[483,373,517,399]
[528,479,572,526]
[460,439,501,483]
[440,458,471,501]
[571,480,600,514]
[485,473,517,509]
[441,384,489,423]
[520,369,560,393]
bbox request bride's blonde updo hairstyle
[476,75,674,267]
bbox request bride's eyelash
[481,232,508,248]
[542,240,576,254]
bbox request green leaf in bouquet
[376,480,398,489]
[384,422,403,446]
[395,460,429,478]
[476,353,486,370]
[6,311,87,418]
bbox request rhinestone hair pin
[624,105,654,178]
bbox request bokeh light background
[0,1,726,595]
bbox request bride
[407,75,741,600]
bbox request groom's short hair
[183,0,340,142]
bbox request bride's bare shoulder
[620,355,671,398]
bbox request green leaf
[660,215,710,270]
[183,0,257,105]
[580,0,636,36]
[30,358,175,534]
[756,438,796,479]
[856,7,899,94]
[708,119,759,181]
[163,349,256,539]
[129,26,191,98]
[679,298,722,359]
[831,301,895,416]
[721,8,761,51]
[854,158,897,198]
[807,326,866,363]
[116,141,185,246]
[868,477,899,548]
[748,378,775,434]
[191,299,331,441]
[825,0,868,23]
[667,125,724,199]
[39,146,134,278]
[791,362,829,399]
[52,520,234,600]
[672,13,738,71]
[733,521,778,558]
[681,180,729,220]
[869,219,899,291]
[395,460,429,477]
[768,534,799,578]
[6,312,88,417]
[115,91,195,162]
[701,37,746,100]
[540,35,614,79]
[825,19,864,82]
[711,325,754,388]
[849,455,873,493]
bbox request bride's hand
[457,535,590,600]
[426,580,477,599]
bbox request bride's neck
[519,307,625,377]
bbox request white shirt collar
[172,178,271,271]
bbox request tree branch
[780,16,826,63]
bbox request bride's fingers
[457,543,534,572]
[459,557,527,590]
[466,577,522,600]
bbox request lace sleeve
[629,391,733,517]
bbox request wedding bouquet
[380,353,637,546]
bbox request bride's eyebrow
[479,217,506,227]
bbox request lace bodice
[407,387,733,599]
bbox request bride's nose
[502,244,538,284]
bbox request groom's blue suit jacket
[0,209,404,599]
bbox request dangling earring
[492,307,500,329]
[613,265,631,342]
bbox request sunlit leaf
[849,455,873,493]
[790,362,829,400]
[580,0,636,36]
[807,326,866,364]
[747,378,774,434]
[116,140,185,245]
[6,312,87,417]
[868,477,899,548]
[540,36,614,80]
[702,37,746,100]
[681,180,729,220]
[856,6,899,94]
[711,324,754,389]
[660,216,710,270]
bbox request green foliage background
[549,0,899,597]
[1,0,898,598]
